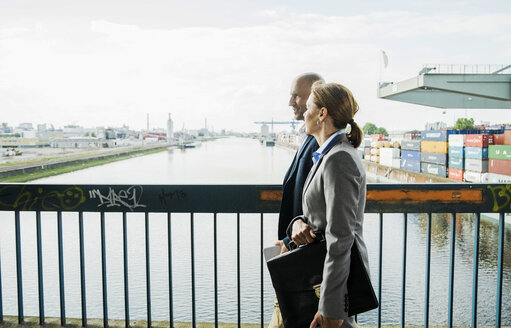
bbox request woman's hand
[274,240,289,254]
[291,219,316,246]
[310,312,343,328]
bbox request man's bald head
[289,73,324,120]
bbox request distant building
[260,124,270,136]
[167,113,174,141]
[425,121,447,130]
[18,123,33,131]
[51,137,102,148]
[63,125,85,137]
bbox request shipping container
[448,168,464,182]
[448,146,464,158]
[489,158,511,175]
[421,130,448,141]
[464,158,489,173]
[401,140,421,151]
[401,150,421,161]
[505,130,511,145]
[488,145,511,160]
[379,147,400,159]
[488,173,511,183]
[464,171,489,183]
[421,162,447,177]
[400,159,421,172]
[448,134,465,147]
[493,134,506,145]
[364,148,371,156]
[421,141,448,154]
[420,152,448,165]
[448,157,464,169]
[464,147,489,160]
[465,134,494,147]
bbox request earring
[316,120,320,126]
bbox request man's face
[289,78,311,121]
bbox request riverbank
[0,146,170,182]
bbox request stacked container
[380,144,401,168]
[488,129,511,182]
[400,139,421,173]
[448,134,465,181]
[420,130,449,177]
[463,134,493,182]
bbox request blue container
[401,150,421,161]
[421,130,448,141]
[401,140,421,151]
[420,152,447,165]
[465,147,489,160]
[400,159,420,172]
[449,146,464,158]
[421,163,447,177]
[448,157,464,169]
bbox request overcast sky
[0,0,510,133]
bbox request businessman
[269,72,324,327]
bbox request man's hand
[309,312,343,328]
[274,240,289,254]
[291,219,316,246]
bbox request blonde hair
[311,81,363,148]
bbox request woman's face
[304,93,321,135]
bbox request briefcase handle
[288,230,325,250]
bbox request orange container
[465,134,494,147]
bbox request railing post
[79,212,87,327]
[190,213,196,328]
[145,212,152,328]
[57,211,66,326]
[378,213,383,328]
[260,213,264,328]
[237,213,241,328]
[495,213,505,328]
[214,213,218,328]
[123,212,129,328]
[401,213,408,328]
[447,213,456,328]
[168,213,174,328]
[424,213,432,328]
[36,211,45,325]
[101,212,108,328]
[471,213,480,328]
[15,211,24,323]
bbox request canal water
[0,137,509,325]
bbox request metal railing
[421,64,511,75]
[0,183,509,328]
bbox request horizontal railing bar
[0,184,509,213]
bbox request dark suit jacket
[277,134,319,240]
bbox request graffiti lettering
[89,185,146,211]
[0,185,86,211]
[487,184,511,212]
[158,188,187,205]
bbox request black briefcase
[266,239,378,328]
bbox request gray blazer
[291,133,369,325]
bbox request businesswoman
[287,81,369,328]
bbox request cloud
[0,8,510,132]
